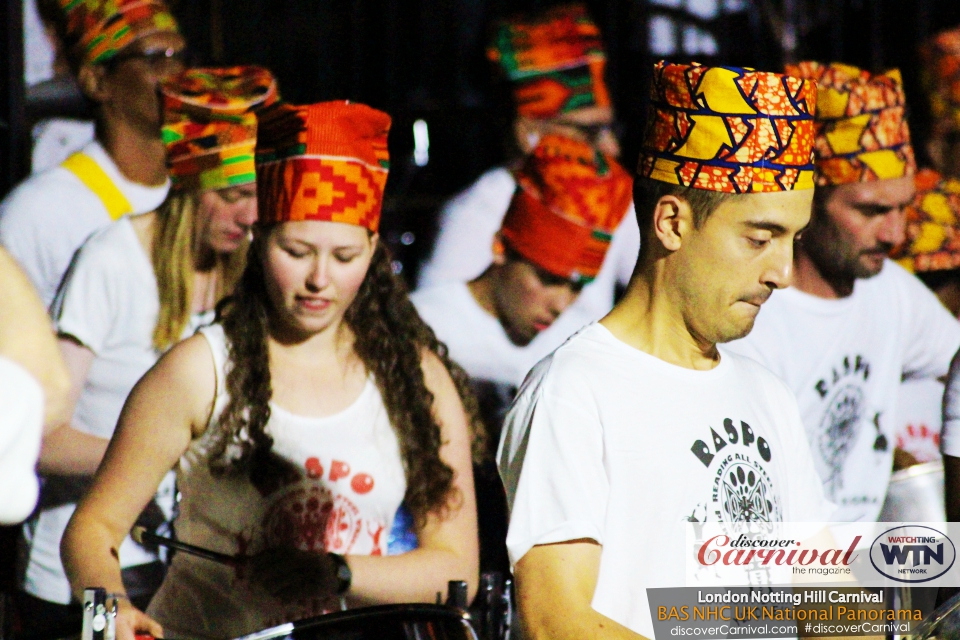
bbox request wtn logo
[879,543,944,566]
[870,526,956,583]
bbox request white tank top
[148,323,407,639]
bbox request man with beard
[726,62,960,522]
[498,61,831,639]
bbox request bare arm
[0,247,70,430]
[38,338,109,475]
[345,351,480,604]
[61,334,215,639]
[515,540,645,640]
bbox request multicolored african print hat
[487,3,610,120]
[59,0,180,66]
[921,27,960,135]
[501,134,632,284]
[255,101,391,232]
[786,61,916,186]
[891,168,960,273]
[637,61,817,193]
[161,67,279,193]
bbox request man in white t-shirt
[418,3,640,325]
[499,61,831,639]
[0,0,185,308]
[726,62,960,523]
[413,133,632,390]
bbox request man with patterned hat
[417,3,640,342]
[413,133,631,578]
[0,0,185,308]
[498,61,831,638]
[726,62,960,523]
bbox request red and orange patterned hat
[161,67,279,193]
[59,0,180,66]
[255,101,391,232]
[891,168,960,273]
[921,27,960,136]
[501,134,632,284]
[638,61,817,194]
[487,3,610,120]
[787,61,916,186]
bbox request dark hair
[208,230,485,529]
[633,176,737,258]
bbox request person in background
[499,60,830,639]
[888,169,960,469]
[413,132,631,576]
[921,27,960,179]
[62,100,481,640]
[0,0,185,307]
[418,3,640,330]
[0,247,70,525]
[17,66,276,640]
[725,62,960,522]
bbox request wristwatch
[328,552,352,594]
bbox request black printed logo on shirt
[813,354,886,501]
[689,418,781,523]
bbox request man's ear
[652,195,694,252]
[368,231,379,252]
[491,232,508,266]
[77,63,110,103]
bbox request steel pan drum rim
[232,604,473,640]
[911,589,960,640]
[889,459,944,483]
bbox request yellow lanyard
[61,152,134,220]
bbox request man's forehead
[713,189,813,226]
[832,176,916,207]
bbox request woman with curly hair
[62,100,481,640]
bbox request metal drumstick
[131,526,239,566]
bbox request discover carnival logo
[869,525,956,583]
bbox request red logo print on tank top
[260,457,384,555]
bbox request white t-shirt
[0,356,43,525]
[22,217,206,604]
[726,260,960,522]
[412,281,593,387]
[896,378,944,463]
[499,323,830,637]
[0,140,169,307]
[416,167,640,322]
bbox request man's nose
[876,208,906,247]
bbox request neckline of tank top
[266,376,378,424]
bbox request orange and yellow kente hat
[638,61,817,193]
[487,3,610,120]
[255,101,391,231]
[787,61,916,186]
[501,134,632,284]
[59,0,180,66]
[921,27,960,136]
[161,66,279,193]
[891,168,960,273]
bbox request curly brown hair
[208,229,484,529]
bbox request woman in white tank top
[61,100,482,640]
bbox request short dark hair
[633,177,740,259]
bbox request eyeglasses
[104,46,186,71]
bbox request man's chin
[855,254,888,279]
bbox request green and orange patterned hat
[787,61,916,186]
[59,0,180,66]
[638,61,817,193]
[161,66,279,193]
[488,3,610,120]
[254,101,391,232]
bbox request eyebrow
[743,221,789,234]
